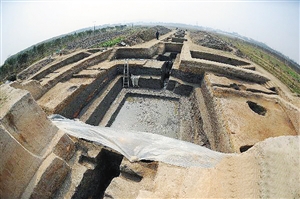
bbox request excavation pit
[90,86,210,147]
[109,94,180,139]
[246,101,267,116]
[2,28,300,199]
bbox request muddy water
[111,96,180,139]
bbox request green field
[92,37,124,48]
[219,35,300,94]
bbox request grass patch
[100,37,123,47]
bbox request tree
[37,43,46,56]
[5,56,17,66]
[32,45,37,54]
[86,30,93,35]
[54,38,62,46]
[17,52,29,65]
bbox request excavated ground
[1,27,299,199]
[111,93,181,138]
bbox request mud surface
[189,30,232,52]
[111,96,180,139]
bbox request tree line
[0,25,127,82]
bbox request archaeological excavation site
[1,27,299,198]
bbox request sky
[1,0,299,66]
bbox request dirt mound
[123,26,171,46]
[190,30,232,52]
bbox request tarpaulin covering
[50,114,231,168]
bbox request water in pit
[111,96,180,139]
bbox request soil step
[263,81,277,90]
[30,51,90,81]
[53,149,91,199]
[99,89,127,127]
[136,75,163,89]
[39,62,80,86]
[79,75,122,125]
[166,76,199,93]
[107,48,118,61]
[22,153,70,199]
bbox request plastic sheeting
[131,75,140,87]
[49,114,231,168]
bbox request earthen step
[99,89,127,127]
[107,48,118,61]
[53,151,89,199]
[166,76,199,91]
[263,81,277,89]
[239,65,256,70]
[104,175,142,199]
[40,129,65,157]
[22,153,70,199]
[30,51,91,81]
[135,75,163,89]
[39,63,78,86]
[79,75,122,125]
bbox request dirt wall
[114,43,162,59]
[0,84,75,199]
[31,51,91,81]
[191,50,250,66]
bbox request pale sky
[1,0,299,66]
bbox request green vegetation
[3,24,298,95]
[219,35,300,94]
[0,25,128,83]
[94,37,124,48]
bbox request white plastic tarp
[49,114,230,168]
[131,75,140,87]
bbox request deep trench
[72,149,123,199]
[69,72,208,198]
[62,47,213,198]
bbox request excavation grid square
[111,96,180,139]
